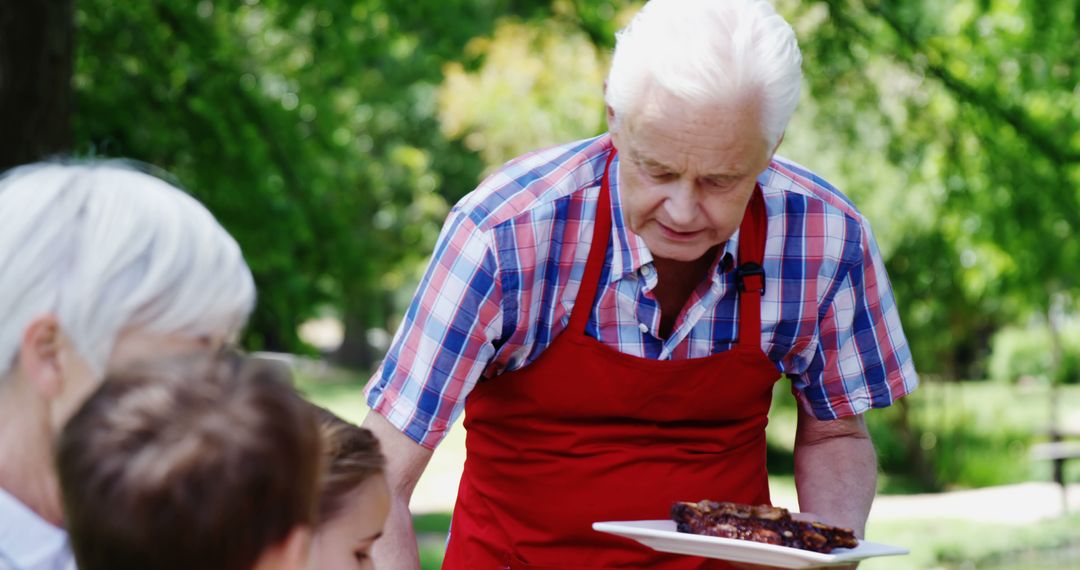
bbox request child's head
[56,353,322,570]
[309,408,389,570]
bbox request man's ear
[19,314,64,399]
[253,525,312,570]
[607,105,627,154]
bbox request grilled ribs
[671,500,859,553]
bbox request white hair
[606,0,803,148]
[0,162,256,376]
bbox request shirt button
[638,322,649,333]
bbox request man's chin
[646,241,712,264]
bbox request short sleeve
[365,211,504,449]
[791,220,918,419]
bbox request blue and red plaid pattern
[367,134,918,449]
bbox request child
[56,353,321,570]
[309,407,390,569]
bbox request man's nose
[664,181,697,226]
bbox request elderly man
[364,0,918,568]
[0,162,255,569]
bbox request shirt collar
[607,152,739,284]
[607,152,652,282]
[0,487,73,570]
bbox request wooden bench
[1031,430,1080,513]
[1031,441,1080,462]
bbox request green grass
[415,514,453,570]
[413,512,453,534]
[861,515,1080,570]
[293,363,371,425]
[765,380,1080,491]
[895,381,1080,488]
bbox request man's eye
[647,170,675,181]
[703,177,736,189]
[354,551,369,562]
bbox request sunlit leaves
[788,0,1079,376]
[68,0,1079,373]
[438,18,607,169]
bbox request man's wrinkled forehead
[619,87,770,171]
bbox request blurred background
[3,0,1078,568]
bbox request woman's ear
[19,314,64,399]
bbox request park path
[770,481,1080,524]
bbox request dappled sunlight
[438,18,608,171]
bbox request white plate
[592,520,908,569]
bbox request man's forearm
[362,412,434,570]
[793,410,876,537]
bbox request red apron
[443,149,780,569]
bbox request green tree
[775,0,1080,378]
[71,0,552,363]
[772,0,1080,489]
[438,17,609,169]
[0,0,75,170]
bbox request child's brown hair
[57,353,322,570]
[314,407,386,524]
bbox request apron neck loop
[568,149,617,336]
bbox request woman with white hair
[0,162,256,570]
[362,0,918,567]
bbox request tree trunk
[1047,294,1065,429]
[0,0,75,171]
[893,397,939,491]
[332,312,375,371]
[332,288,397,372]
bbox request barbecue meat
[671,500,858,553]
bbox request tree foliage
[48,0,1078,381]
[71,0,549,360]
[438,16,608,169]
[772,0,1080,378]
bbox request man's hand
[362,412,435,570]
[793,405,876,539]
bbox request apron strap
[735,186,767,346]
[568,149,617,336]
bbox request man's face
[610,89,774,263]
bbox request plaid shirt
[367,134,918,449]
